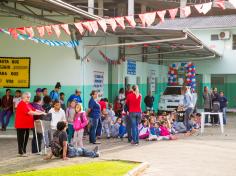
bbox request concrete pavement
[0,115,236,176]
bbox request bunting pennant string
[0,28,79,48]
[99,50,126,65]
[1,1,231,40]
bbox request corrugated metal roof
[153,15,236,30]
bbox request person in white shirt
[49,100,67,136]
[13,90,22,112]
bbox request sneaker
[95,151,100,157]
[21,153,28,157]
[93,146,99,153]
[92,142,101,145]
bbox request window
[233,35,236,50]
[211,34,219,41]
[163,87,182,95]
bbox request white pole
[88,0,94,15]
[128,0,134,16]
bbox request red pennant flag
[25,27,34,38]
[89,21,99,34]
[138,14,146,27]
[36,26,45,37]
[115,17,125,29]
[106,18,117,31]
[195,2,212,14]
[52,25,61,38]
[8,28,18,39]
[215,0,225,10]
[45,25,53,36]
[156,10,166,23]
[74,23,84,35]
[125,16,136,28]
[168,8,178,20]
[82,22,92,32]
[61,24,71,35]
[16,27,26,35]
[180,6,191,18]
[144,12,156,26]
[97,19,107,32]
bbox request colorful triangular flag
[97,19,107,32]
[115,17,126,29]
[36,26,45,37]
[52,25,61,38]
[106,18,117,31]
[168,8,178,20]
[61,24,71,35]
[74,23,84,35]
[156,10,166,23]
[125,16,136,28]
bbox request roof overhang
[85,27,221,63]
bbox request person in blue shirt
[67,89,82,105]
[87,90,101,144]
[49,82,61,102]
[219,91,228,125]
[182,86,194,134]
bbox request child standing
[66,100,76,144]
[13,90,22,112]
[73,104,88,148]
[59,92,66,112]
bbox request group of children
[138,109,201,141]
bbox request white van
[158,86,197,113]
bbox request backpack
[73,113,84,131]
[50,132,63,157]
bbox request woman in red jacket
[126,85,142,145]
[15,92,46,157]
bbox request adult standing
[211,87,220,124]
[42,88,48,97]
[67,89,82,105]
[118,88,126,109]
[125,85,132,97]
[182,86,194,134]
[0,89,13,131]
[87,90,101,144]
[15,92,45,157]
[126,85,142,145]
[202,86,212,123]
[49,82,61,102]
[144,90,155,111]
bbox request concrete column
[88,0,94,15]
[202,74,211,89]
[141,4,146,13]
[180,0,187,18]
[128,0,134,15]
[98,0,104,17]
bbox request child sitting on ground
[147,120,161,141]
[111,117,126,138]
[107,103,117,123]
[73,103,88,148]
[138,118,150,139]
[159,120,177,140]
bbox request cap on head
[36,88,42,93]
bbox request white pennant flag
[229,0,236,8]
[97,19,107,32]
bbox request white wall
[192,28,236,74]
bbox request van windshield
[163,87,182,95]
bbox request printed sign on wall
[0,57,30,88]
[149,70,156,92]
[127,60,136,75]
[93,71,104,97]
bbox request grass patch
[2,161,138,176]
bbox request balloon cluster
[168,63,178,86]
[185,62,196,92]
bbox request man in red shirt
[126,85,142,145]
[15,92,46,157]
[96,98,108,137]
[125,85,133,98]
